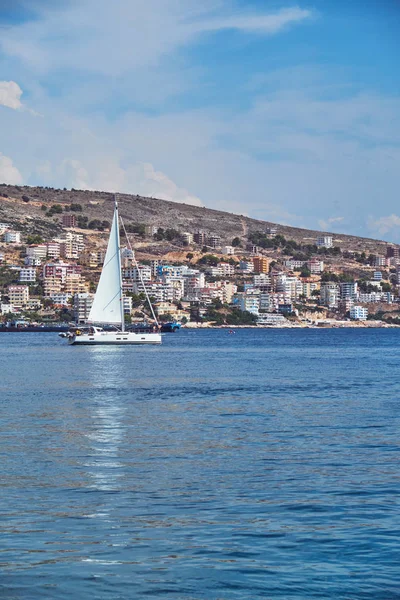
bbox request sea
[1,328,399,600]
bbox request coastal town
[1,186,400,329]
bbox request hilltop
[0,183,396,256]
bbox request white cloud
[0,2,313,76]
[42,157,203,206]
[0,153,23,184]
[368,214,400,237]
[0,81,23,110]
[318,216,344,230]
[200,7,313,35]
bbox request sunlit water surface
[1,329,399,599]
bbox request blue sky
[0,0,399,240]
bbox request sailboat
[64,199,162,345]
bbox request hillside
[0,183,396,256]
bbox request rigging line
[119,216,160,328]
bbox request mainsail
[88,201,124,328]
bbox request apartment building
[253,256,270,274]
[62,214,77,228]
[320,282,340,308]
[350,306,368,321]
[4,231,21,244]
[316,236,333,248]
[73,293,94,324]
[19,268,36,283]
[8,285,29,308]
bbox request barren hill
[0,183,396,255]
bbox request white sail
[88,202,124,327]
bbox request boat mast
[114,195,125,332]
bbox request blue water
[1,329,399,599]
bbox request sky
[0,0,399,241]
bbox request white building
[239,260,254,273]
[24,255,42,267]
[222,246,235,255]
[123,265,152,282]
[26,245,47,259]
[73,293,94,324]
[182,232,194,245]
[285,260,305,270]
[46,242,61,259]
[307,258,324,274]
[8,285,29,308]
[316,236,333,248]
[50,293,72,306]
[373,271,383,281]
[320,282,340,308]
[4,231,21,244]
[123,296,133,314]
[145,225,159,236]
[206,263,235,277]
[237,293,259,315]
[0,222,10,234]
[257,313,287,326]
[19,268,36,283]
[350,306,368,321]
[340,282,358,299]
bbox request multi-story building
[239,260,254,273]
[275,275,302,299]
[62,214,77,228]
[316,235,333,248]
[222,245,235,255]
[253,256,270,274]
[26,245,47,260]
[123,296,133,314]
[307,258,324,274]
[64,273,87,295]
[4,231,21,244]
[19,268,36,283]
[0,223,10,234]
[350,306,368,321]
[80,251,100,268]
[234,292,260,315]
[373,256,387,267]
[24,255,42,267]
[43,262,82,282]
[184,272,206,297]
[257,313,287,326]
[207,235,221,249]
[46,242,61,259]
[373,271,383,281]
[193,231,207,246]
[386,246,400,261]
[301,278,320,298]
[253,273,271,288]
[320,282,340,308]
[206,263,235,277]
[340,281,358,300]
[285,259,305,270]
[123,265,152,283]
[182,232,194,245]
[8,285,29,308]
[73,293,94,324]
[50,293,72,306]
[145,225,158,237]
[43,276,63,297]
[121,248,135,268]
[0,251,4,263]
[59,232,84,259]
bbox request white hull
[68,331,162,345]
